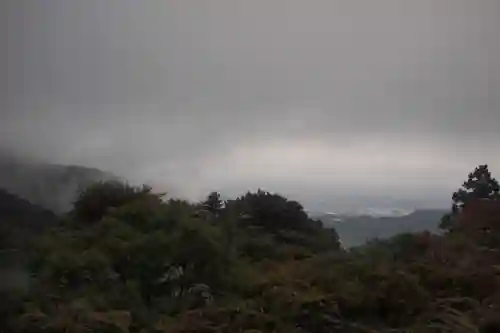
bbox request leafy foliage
[453,164,500,206]
[2,166,500,332]
[232,189,318,232]
[72,181,158,223]
[441,164,499,230]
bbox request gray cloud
[3,0,500,210]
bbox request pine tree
[440,164,499,230]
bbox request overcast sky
[2,0,500,211]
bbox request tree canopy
[440,164,500,230]
[2,166,500,332]
[453,164,500,207]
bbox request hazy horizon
[3,1,500,211]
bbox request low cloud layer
[3,0,500,210]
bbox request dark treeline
[1,165,500,332]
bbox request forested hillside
[319,209,446,247]
[0,188,56,253]
[0,188,57,303]
[0,154,117,213]
[1,165,500,332]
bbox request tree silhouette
[202,191,223,218]
[234,189,312,231]
[440,164,499,230]
[453,164,499,207]
[72,181,156,223]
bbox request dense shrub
[3,166,500,332]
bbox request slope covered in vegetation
[1,165,500,332]
[0,154,118,213]
[0,187,56,254]
[319,209,446,247]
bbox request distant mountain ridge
[313,209,446,247]
[0,155,118,213]
[311,207,416,219]
[0,187,56,226]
